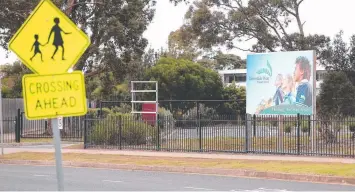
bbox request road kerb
[1,159,354,186]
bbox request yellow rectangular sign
[22,71,87,120]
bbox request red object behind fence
[142,103,157,126]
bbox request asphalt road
[1,164,355,191]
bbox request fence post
[45,120,48,132]
[278,115,284,153]
[20,112,24,137]
[253,114,256,137]
[156,114,160,151]
[83,115,87,149]
[99,101,103,118]
[197,101,202,152]
[245,114,249,153]
[119,115,122,150]
[297,113,300,155]
[308,115,311,137]
[14,116,18,143]
[15,109,20,143]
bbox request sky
[1,0,355,65]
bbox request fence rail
[20,114,85,142]
[84,114,355,157]
[1,109,85,143]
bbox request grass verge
[63,144,84,149]
[20,138,53,143]
[2,152,355,177]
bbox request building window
[227,75,234,83]
[224,75,229,83]
[235,74,246,82]
[225,74,246,83]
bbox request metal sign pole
[52,118,64,191]
[0,76,3,156]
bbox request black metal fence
[19,114,85,142]
[84,114,355,157]
[1,109,85,143]
[2,117,17,143]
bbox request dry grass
[63,144,84,149]
[2,152,355,177]
[20,138,53,143]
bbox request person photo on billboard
[293,56,312,107]
[281,74,296,105]
[273,74,284,105]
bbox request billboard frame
[246,50,317,116]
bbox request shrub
[110,104,131,113]
[181,104,219,127]
[284,124,292,133]
[158,108,175,130]
[89,113,158,146]
[301,120,310,133]
[271,121,278,127]
[86,108,111,118]
[349,123,355,132]
[86,108,99,118]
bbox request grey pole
[0,75,4,155]
[52,118,64,191]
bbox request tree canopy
[197,51,246,70]
[172,0,330,60]
[320,31,355,86]
[1,61,31,98]
[144,57,224,111]
[218,84,246,115]
[318,71,355,117]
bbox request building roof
[218,69,247,74]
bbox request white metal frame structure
[131,81,158,126]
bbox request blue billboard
[246,51,316,115]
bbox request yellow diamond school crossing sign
[22,71,87,120]
[8,0,90,75]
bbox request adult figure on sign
[293,56,312,107]
[281,74,296,105]
[273,74,284,106]
[46,17,71,61]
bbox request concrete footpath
[2,146,355,164]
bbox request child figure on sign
[30,34,44,62]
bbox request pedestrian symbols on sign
[30,34,44,62]
[8,0,90,75]
[46,17,71,61]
